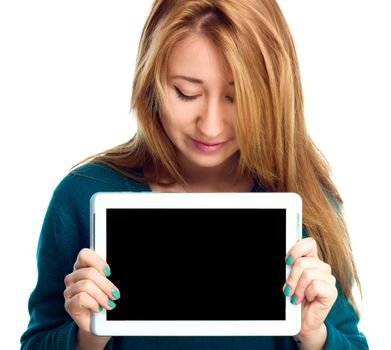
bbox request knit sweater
[21,162,368,349]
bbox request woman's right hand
[64,248,121,334]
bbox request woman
[21,0,368,349]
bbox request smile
[191,139,225,153]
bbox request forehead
[167,34,233,83]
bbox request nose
[197,97,226,139]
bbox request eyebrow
[171,75,234,86]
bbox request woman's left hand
[283,237,338,339]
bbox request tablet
[90,192,302,336]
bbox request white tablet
[90,192,302,336]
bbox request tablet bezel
[90,192,302,336]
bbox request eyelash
[174,86,234,103]
[174,87,197,101]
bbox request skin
[63,34,338,349]
[64,249,115,349]
[285,237,338,348]
[146,33,253,192]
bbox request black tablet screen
[106,208,286,321]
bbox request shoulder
[43,162,150,246]
[59,162,148,192]
[51,162,150,209]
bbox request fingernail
[283,285,291,297]
[111,288,121,300]
[99,305,104,312]
[103,265,111,277]
[291,294,297,304]
[285,255,293,265]
[107,299,116,309]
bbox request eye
[174,86,198,102]
[174,86,234,103]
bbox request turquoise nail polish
[285,255,293,265]
[107,299,116,309]
[99,305,104,312]
[283,285,291,297]
[112,288,121,300]
[291,294,297,304]
[103,265,111,277]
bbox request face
[160,34,238,173]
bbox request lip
[191,138,225,153]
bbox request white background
[1,1,390,349]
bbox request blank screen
[106,208,286,321]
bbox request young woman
[21,0,368,349]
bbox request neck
[177,153,253,192]
[180,158,236,186]
[144,154,254,193]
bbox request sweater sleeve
[20,190,79,349]
[323,194,369,348]
[323,282,368,349]
[20,185,115,349]
[301,194,369,349]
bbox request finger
[304,279,338,307]
[283,257,331,294]
[73,248,111,277]
[285,237,318,265]
[64,291,101,315]
[64,279,118,311]
[64,267,120,301]
[289,269,336,305]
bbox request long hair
[75,0,362,315]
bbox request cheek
[162,97,198,129]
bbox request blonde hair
[76,0,362,315]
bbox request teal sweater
[21,163,369,349]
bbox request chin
[192,159,229,169]
[187,151,238,169]
[177,140,239,169]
